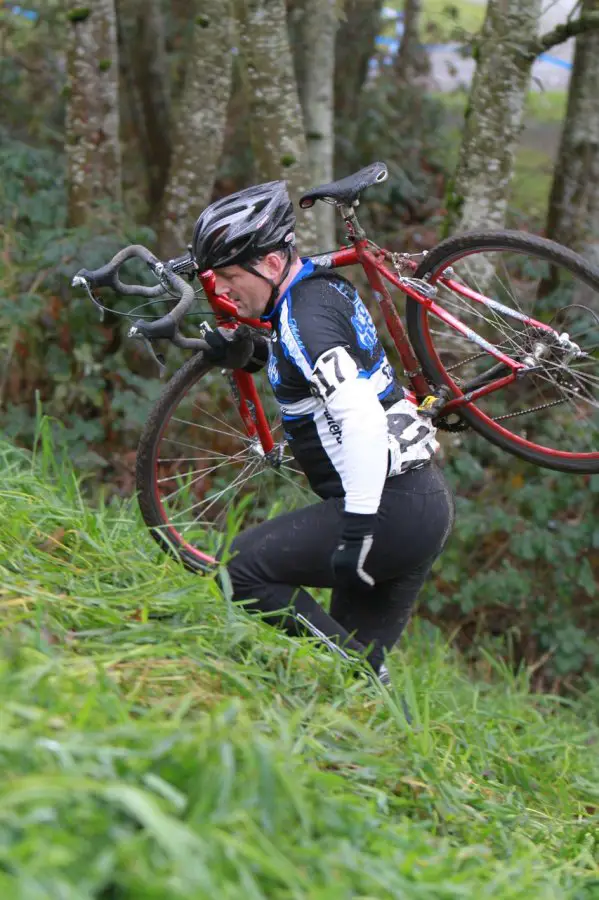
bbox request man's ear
[263,251,285,278]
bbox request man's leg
[330,557,434,671]
[330,464,455,669]
[224,498,376,666]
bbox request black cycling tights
[225,463,455,673]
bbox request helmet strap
[241,246,293,317]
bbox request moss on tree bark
[66,0,122,227]
[236,0,318,253]
[159,0,234,256]
[545,0,599,267]
[445,0,541,236]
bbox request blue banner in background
[10,6,38,20]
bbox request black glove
[202,325,268,372]
[331,512,377,591]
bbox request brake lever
[128,330,167,378]
[71,274,106,322]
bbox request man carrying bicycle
[192,180,455,684]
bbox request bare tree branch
[527,10,599,59]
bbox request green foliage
[1,2,67,144]
[0,432,598,897]
[510,146,554,225]
[0,135,176,471]
[423,435,599,685]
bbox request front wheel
[136,352,313,572]
[405,230,599,473]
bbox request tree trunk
[159,1,234,258]
[66,0,122,228]
[445,0,541,236]
[334,0,384,177]
[300,0,338,250]
[394,0,429,83]
[544,0,599,268]
[287,0,308,112]
[236,0,318,253]
[121,0,172,221]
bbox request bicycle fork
[225,370,285,467]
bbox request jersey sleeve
[324,370,389,515]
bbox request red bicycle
[73,162,599,574]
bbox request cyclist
[192,180,455,683]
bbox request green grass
[1,428,599,899]
[422,0,486,39]
[526,91,568,125]
[384,0,486,41]
[431,89,567,126]
[510,146,555,223]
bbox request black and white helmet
[192,181,296,272]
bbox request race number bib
[386,398,439,476]
[309,347,359,401]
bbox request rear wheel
[136,353,313,572]
[405,230,599,473]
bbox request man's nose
[214,278,230,296]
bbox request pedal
[417,385,453,418]
[417,395,446,418]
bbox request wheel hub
[249,439,286,469]
[520,326,585,387]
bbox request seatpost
[339,200,367,242]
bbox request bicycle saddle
[299,161,388,209]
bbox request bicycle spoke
[157,454,248,494]
[172,415,246,442]
[533,368,599,412]
[157,451,250,465]
[167,458,263,525]
[189,401,250,439]
[544,360,599,392]
[440,286,527,346]
[272,465,314,501]
[188,462,264,526]
[161,433,236,453]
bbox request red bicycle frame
[197,236,557,454]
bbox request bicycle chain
[492,397,568,422]
[445,351,488,372]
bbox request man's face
[213,253,284,318]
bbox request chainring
[434,412,470,432]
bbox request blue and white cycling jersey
[262,261,437,513]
